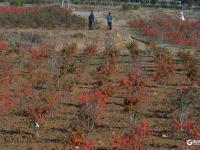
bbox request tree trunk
[61,0,64,7]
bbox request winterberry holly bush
[79,88,107,109]
[0,41,8,54]
[28,43,50,59]
[83,44,97,56]
[174,119,200,139]
[111,119,149,150]
[141,27,159,37]
[178,51,199,82]
[0,70,17,113]
[153,50,175,83]
[83,37,100,56]
[0,91,16,112]
[30,68,52,89]
[76,87,108,136]
[128,17,200,47]
[57,130,96,150]
[24,90,60,124]
[21,81,33,97]
[0,72,10,88]
[170,85,200,149]
[119,69,145,110]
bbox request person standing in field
[88,11,95,30]
[107,12,112,30]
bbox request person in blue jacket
[107,12,112,30]
[88,11,95,30]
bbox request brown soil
[0,6,200,150]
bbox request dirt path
[73,9,188,53]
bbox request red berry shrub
[58,130,96,150]
[174,119,200,139]
[0,6,38,14]
[1,72,10,88]
[76,88,108,135]
[0,92,16,112]
[128,17,200,47]
[119,69,145,110]
[141,27,159,36]
[79,89,107,108]
[21,81,33,97]
[69,134,95,150]
[0,70,17,113]
[0,41,8,50]
[25,91,60,124]
[28,43,50,59]
[83,37,99,56]
[153,51,175,83]
[178,51,199,82]
[111,119,149,150]
[83,44,97,56]
[29,47,38,59]
[30,68,51,88]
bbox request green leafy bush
[9,0,25,5]
[24,0,44,4]
[122,3,141,11]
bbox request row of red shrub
[128,17,200,46]
[0,6,39,14]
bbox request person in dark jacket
[107,12,112,30]
[88,11,95,30]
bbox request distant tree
[151,0,157,4]
[9,0,25,5]
[26,0,43,4]
[186,0,193,7]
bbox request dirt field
[0,5,200,150]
